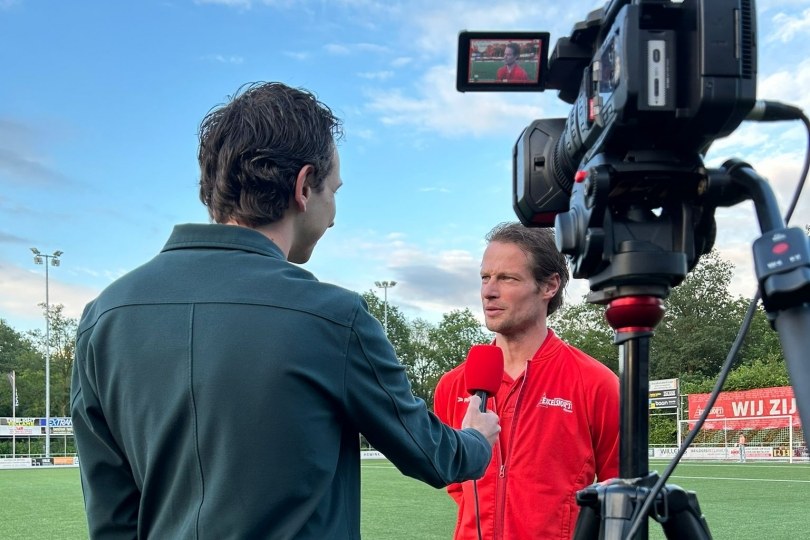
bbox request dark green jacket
[71,224,491,539]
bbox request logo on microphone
[537,393,573,413]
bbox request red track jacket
[434,330,620,539]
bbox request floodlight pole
[374,280,397,335]
[31,247,62,459]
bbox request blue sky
[1,0,809,334]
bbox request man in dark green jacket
[71,82,500,539]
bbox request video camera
[457,0,756,297]
[458,2,776,537]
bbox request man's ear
[293,164,316,212]
[542,273,561,300]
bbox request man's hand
[461,395,500,447]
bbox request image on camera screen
[467,39,542,84]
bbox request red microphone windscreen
[464,344,504,396]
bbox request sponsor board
[688,386,800,429]
[0,458,33,469]
[649,379,679,410]
[651,446,795,460]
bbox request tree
[400,318,441,407]
[422,309,491,409]
[429,309,492,375]
[553,300,617,373]
[359,294,489,409]
[650,250,739,381]
[361,290,410,356]
[27,304,78,418]
[732,298,784,366]
[0,319,43,417]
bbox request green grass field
[1,459,809,538]
[470,60,538,83]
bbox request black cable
[781,111,810,222]
[625,293,759,538]
[625,103,810,538]
[473,479,483,540]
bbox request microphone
[464,344,504,412]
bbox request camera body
[459,0,757,292]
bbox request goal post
[676,415,807,463]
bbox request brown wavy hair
[485,222,570,315]
[198,82,344,226]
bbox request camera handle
[571,295,712,540]
[713,160,810,432]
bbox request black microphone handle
[774,304,810,434]
[475,390,489,413]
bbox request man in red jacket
[495,43,530,82]
[434,222,620,539]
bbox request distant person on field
[434,222,620,539]
[71,81,500,540]
[739,433,747,462]
[496,43,529,82]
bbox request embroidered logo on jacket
[536,393,573,413]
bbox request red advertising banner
[688,386,800,429]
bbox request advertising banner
[687,386,799,429]
[0,417,73,436]
[649,378,679,410]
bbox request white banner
[0,458,33,469]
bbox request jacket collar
[162,223,285,260]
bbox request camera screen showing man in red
[496,43,529,82]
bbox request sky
[1,0,809,335]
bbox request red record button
[772,242,789,255]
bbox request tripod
[561,156,810,539]
[572,294,712,540]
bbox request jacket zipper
[493,362,530,539]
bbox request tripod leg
[573,479,651,540]
[657,485,713,539]
[572,486,602,540]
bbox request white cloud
[200,54,245,64]
[758,57,810,111]
[195,0,252,8]
[0,261,100,333]
[365,65,547,137]
[324,43,351,55]
[357,71,394,80]
[0,118,73,188]
[768,7,810,42]
[283,51,310,61]
[406,2,578,59]
[325,42,390,56]
[355,43,390,54]
[350,128,375,140]
[305,229,485,323]
[391,57,413,68]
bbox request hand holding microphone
[460,345,503,447]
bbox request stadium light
[31,248,62,459]
[374,280,397,335]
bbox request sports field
[1,459,808,538]
[469,60,538,83]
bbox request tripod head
[554,152,717,305]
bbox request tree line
[1,304,77,421]
[0,249,794,443]
[365,250,789,408]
